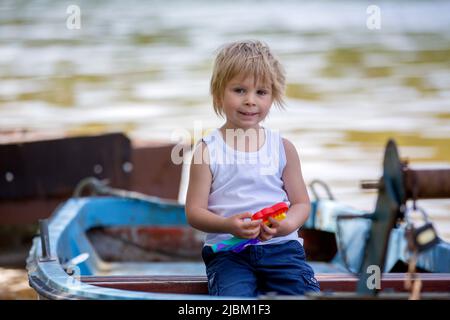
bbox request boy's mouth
[238,111,258,116]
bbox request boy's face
[220,75,273,130]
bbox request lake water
[1,0,449,239]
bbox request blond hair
[210,40,286,117]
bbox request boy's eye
[257,90,268,96]
[234,88,245,94]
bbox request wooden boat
[26,140,450,299]
[26,193,450,300]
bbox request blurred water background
[0,1,449,295]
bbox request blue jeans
[202,240,320,297]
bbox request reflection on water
[0,0,449,239]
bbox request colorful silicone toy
[211,202,288,253]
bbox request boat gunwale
[79,273,450,295]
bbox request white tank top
[201,127,302,247]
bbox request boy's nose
[245,94,256,106]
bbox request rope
[404,251,422,300]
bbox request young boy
[185,40,320,297]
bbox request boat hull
[26,196,450,299]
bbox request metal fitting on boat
[39,219,56,262]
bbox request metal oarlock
[39,219,56,262]
[309,179,335,201]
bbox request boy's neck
[219,125,266,153]
[221,123,262,131]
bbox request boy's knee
[208,273,258,297]
[203,252,258,297]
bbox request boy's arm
[185,142,260,238]
[269,138,311,237]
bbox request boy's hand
[258,217,281,241]
[225,212,261,239]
